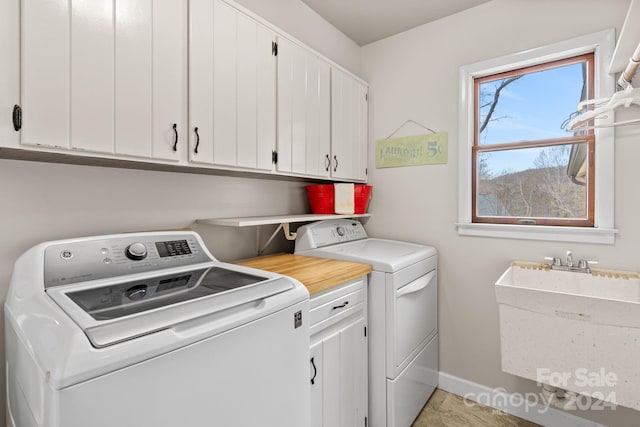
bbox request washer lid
[47,266,292,348]
[298,238,436,272]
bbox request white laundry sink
[495,262,640,410]
[496,264,640,326]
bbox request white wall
[0,0,361,424]
[361,0,639,425]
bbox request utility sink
[496,263,640,327]
[495,262,640,410]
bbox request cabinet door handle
[310,357,317,385]
[172,123,178,152]
[325,154,330,171]
[194,127,200,154]
[12,105,21,131]
[333,155,338,172]
[332,301,349,310]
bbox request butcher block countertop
[233,253,371,295]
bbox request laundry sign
[375,132,448,168]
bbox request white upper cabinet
[276,38,331,177]
[20,0,187,160]
[331,68,368,182]
[12,0,368,181]
[276,41,368,182]
[189,0,276,170]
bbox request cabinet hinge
[364,326,367,337]
[272,150,278,164]
[272,41,278,56]
[365,93,368,101]
[12,104,22,131]
[365,416,368,427]
[365,168,368,176]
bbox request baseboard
[438,372,606,427]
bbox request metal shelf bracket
[258,222,297,255]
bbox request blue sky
[478,62,584,174]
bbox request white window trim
[457,29,617,244]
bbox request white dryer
[6,231,309,427]
[295,219,438,427]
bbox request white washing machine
[295,219,438,427]
[6,230,310,427]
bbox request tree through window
[472,53,595,226]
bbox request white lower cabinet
[309,279,368,427]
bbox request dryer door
[386,259,437,377]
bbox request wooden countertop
[233,253,371,295]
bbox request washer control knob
[125,284,148,301]
[125,243,147,261]
[336,226,345,236]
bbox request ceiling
[300,0,492,46]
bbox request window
[473,54,594,227]
[457,30,617,244]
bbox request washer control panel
[295,219,368,250]
[44,233,212,288]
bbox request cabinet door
[151,0,187,161]
[2,0,20,147]
[116,0,186,160]
[336,315,367,427]
[212,0,236,165]
[310,341,323,427]
[276,38,330,177]
[189,0,276,169]
[188,0,215,164]
[314,314,367,427]
[21,0,72,149]
[114,0,152,157]
[237,13,276,170]
[331,68,368,181]
[20,0,186,160]
[254,25,277,170]
[70,0,114,153]
[322,330,341,427]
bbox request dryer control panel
[295,219,368,250]
[44,232,212,288]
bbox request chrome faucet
[566,251,574,268]
[544,251,596,273]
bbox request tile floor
[412,389,542,427]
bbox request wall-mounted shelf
[196,213,371,254]
[196,213,371,227]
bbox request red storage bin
[354,185,373,214]
[306,185,335,214]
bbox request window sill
[456,223,617,244]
